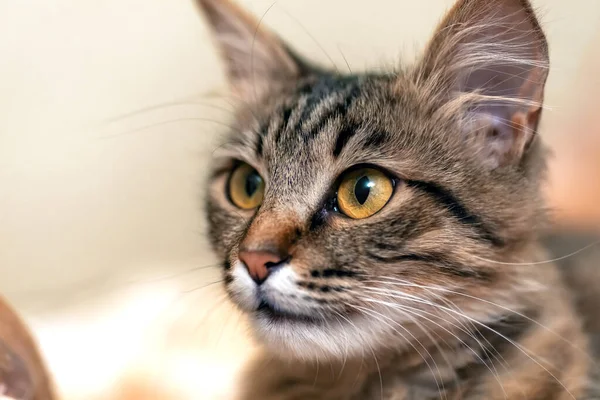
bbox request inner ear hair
[417,0,549,169]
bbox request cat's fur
[0,297,55,400]
[200,0,599,398]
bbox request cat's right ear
[417,0,549,169]
[196,0,309,103]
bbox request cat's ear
[418,0,549,168]
[196,0,309,103]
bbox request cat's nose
[238,250,285,284]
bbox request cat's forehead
[239,74,396,159]
[262,76,387,171]
[229,73,453,179]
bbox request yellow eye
[337,168,393,219]
[228,163,265,209]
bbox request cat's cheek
[227,261,260,312]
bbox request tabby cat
[200,0,599,398]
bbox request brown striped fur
[199,0,599,398]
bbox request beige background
[0,0,599,398]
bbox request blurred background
[0,0,598,398]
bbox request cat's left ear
[196,0,310,103]
[418,0,549,168]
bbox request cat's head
[200,0,549,360]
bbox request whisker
[181,279,225,294]
[471,240,599,266]
[313,355,320,387]
[363,287,460,367]
[123,263,221,285]
[96,117,243,139]
[360,292,511,398]
[368,340,383,400]
[251,1,279,107]
[365,277,596,365]
[360,289,576,399]
[365,283,512,373]
[188,292,230,339]
[432,294,511,374]
[349,304,446,398]
[372,302,455,399]
[99,98,234,125]
[279,7,339,74]
[331,312,350,379]
[331,308,383,398]
[337,44,352,73]
[215,301,237,347]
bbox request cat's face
[200,0,549,360]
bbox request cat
[199,0,600,398]
[3,1,598,400]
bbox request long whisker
[181,279,225,294]
[192,292,230,336]
[349,304,445,398]
[360,290,576,400]
[365,277,596,365]
[472,240,599,266]
[368,302,455,399]
[366,283,513,373]
[279,7,340,74]
[335,307,383,400]
[361,291,508,378]
[368,339,383,400]
[251,1,278,106]
[99,99,234,125]
[337,44,352,73]
[331,311,350,379]
[431,294,511,374]
[215,302,237,347]
[360,292,511,398]
[313,354,320,387]
[330,308,381,395]
[364,288,504,366]
[96,117,244,139]
[359,291,463,397]
[123,263,221,285]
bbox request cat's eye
[228,163,265,209]
[337,168,393,219]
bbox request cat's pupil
[245,172,261,197]
[354,175,372,205]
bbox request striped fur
[200,0,599,398]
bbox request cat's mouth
[255,300,324,325]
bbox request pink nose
[238,250,284,284]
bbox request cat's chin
[248,308,382,361]
[255,300,326,326]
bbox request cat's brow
[263,75,363,151]
[333,127,392,158]
[333,125,357,157]
[299,83,361,141]
[255,133,264,157]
